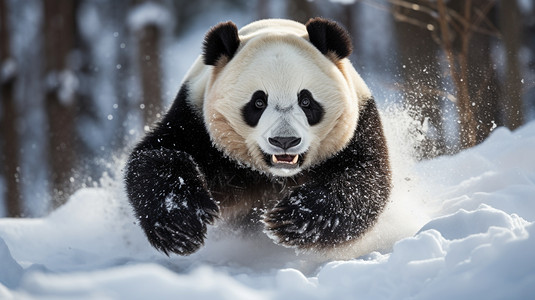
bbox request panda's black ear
[305,18,352,60]
[203,21,240,66]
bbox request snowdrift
[1,120,535,299]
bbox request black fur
[203,21,240,66]
[263,99,391,249]
[306,17,353,59]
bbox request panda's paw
[142,197,219,256]
[263,185,353,250]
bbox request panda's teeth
[272,154,299,165]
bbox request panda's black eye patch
[242,90,268,127]
[298,89,323,125]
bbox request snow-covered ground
[1,116,535,299]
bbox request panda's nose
[268,136,301,151]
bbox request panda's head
[202,18,368,177]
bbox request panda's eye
[299,97,311,108]
[255,98,266,109]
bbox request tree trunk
[43,0,77,208]
[467,24,501,143]
[138,24,162,127]
[0,0,22,217]
[134,0,163,128]
[286,0,315,24]
[500,0,524,130]
[111,0,132,150]
[450,0,502,145]
[392,0,446,158]
[257,0,269,20]
[437,0,478,149]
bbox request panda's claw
[145,212,214,256]
[141,197,219,256]
[263,201,316,249]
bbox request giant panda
[125,18,391,258]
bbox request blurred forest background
[1,0,534,217]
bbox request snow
[127,2,172,32]
[1,117,535,299]
[45,69,79,105]
[0,238,23,289]
[519,0,534,12]
[1,58,17,83]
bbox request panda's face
[204,38,358,177]
[241,88,322,176]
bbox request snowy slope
[1,118,535,299]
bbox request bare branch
[386,0,500,38]
[392,10,433,30]
[388,0,438,16]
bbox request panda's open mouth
[263,153,305,169]
[272,154,299,165]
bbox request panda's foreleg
[264,99,391,252]
[125,148,219,256]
